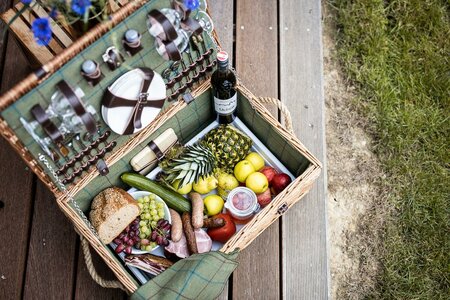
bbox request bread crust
[89,187,139,242]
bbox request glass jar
[225,187,260,224]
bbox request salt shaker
[123,29,143,56]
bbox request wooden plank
[280,0,329,298]
[74,245,126,300]
[208,0,233,63]
[208,1,234,299]
[233,1,280,299]
[14,4,64,54]
[0,7,35,297]
[29,1,73,48]
[1,9,54,63]
[22,182,79,299]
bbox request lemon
[204,195,224,216]
[245,152,265,171]
[172,180,193,195]
[193,176,216,194]
[245,172,269,194]
[234,160,255,183]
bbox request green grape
[145,228,151,235]
[143,197,149,203]
[151,209,157,216]
[158,211,165,218]
[156,202,164,209]
[150,221,157,228]
[144,212,151,220]
[137,203,144,209]
[139,233,146,239]
[149,203,156,210]
[141,225,148,233]
[139,220,146,226]
[141,245,146,250]
[137,197,144,204]
[145,245,153,251]
[149,194,155,200]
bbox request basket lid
[0,0,221,197]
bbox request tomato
[207,213,236,243]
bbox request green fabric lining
[0,0,217,191]
[131,250,239,300]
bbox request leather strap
[155,38,182,61]
[123,34,143,56]
[148,10,178,41]
[56,81,97,134]
[171,0,191,20]
[96,159,109,176]
[148,140,164,160]
[181,17,203,36]
[103,47,123,70]
[102,68,165,135]
[30,104,63,143]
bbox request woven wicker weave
[0,0,321,293]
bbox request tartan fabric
[131,250,239,300]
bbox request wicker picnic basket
[0,0,321,295]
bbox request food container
[0,0,322,295]
[225,187,259,223]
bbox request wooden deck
[0,0,328,299]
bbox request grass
[330,0,450,298]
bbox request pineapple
[201,125,253,173]
[159,144,216,188]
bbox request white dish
[110,190,171,255]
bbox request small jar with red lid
[225,187,260,224]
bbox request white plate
[101,69,166,135]
[110,190,171,255]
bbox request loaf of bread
[90,187,140,244]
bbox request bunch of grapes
[114,217,140,254]
[137,194,166,251]
[150,219,171,246]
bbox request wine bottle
[211,51,237,124]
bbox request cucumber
[121,173,191,213]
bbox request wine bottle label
[214,94,237,115]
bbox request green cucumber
[121,173,191,213]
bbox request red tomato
[207,213,236,243]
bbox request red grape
[115,244,125,254]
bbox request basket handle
[257,97,294,134]
[80,235,127,291]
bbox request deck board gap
[276,0,282,123]
[19,176,38,300]
[71,237,81,300]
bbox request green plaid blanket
[131,250,239,300]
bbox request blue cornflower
[21,0,32,5]
[31,18,52,46]
[49,7,58,19]
[71,0,92,16]
[184,0,200,10]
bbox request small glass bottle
[210,51,237,124]
[225,187,260,224]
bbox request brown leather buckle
[139,92,149,103]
